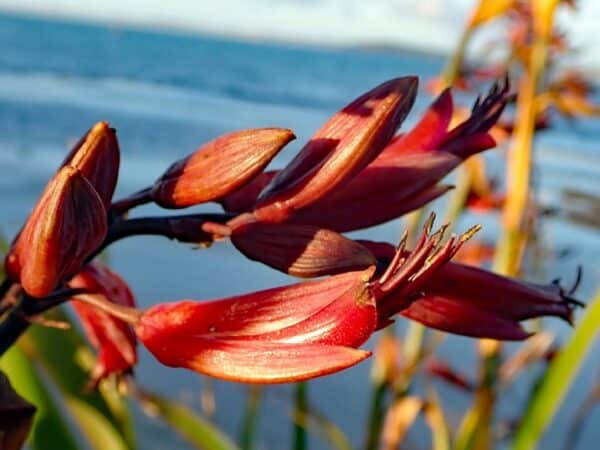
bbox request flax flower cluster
[1,76,580,385]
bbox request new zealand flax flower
[222,79,509,233]
[69,261,137,387]
[88,219,474,383]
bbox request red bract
[135,220,470,383]
[151,128,295,208]
[61,121,120,209]
[222,80,509,233]
[361,240,578,340]
[5,166,107,298]
[69,262,137,387]
[253,77,418,222]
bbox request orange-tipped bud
[62,121,120,209]
[229,217,376,277]
[5,166,107,297]
[151,128,295,208]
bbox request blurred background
[0,1,599,449]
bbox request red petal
[143,337,370,384]
[292,183,452,233]
[69,262,137,386]
[427,262,574,322]
[383,88,453,155]
[138,268,375,343]
[400,294,531,340]
[220,170,276,213]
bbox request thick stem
[0,302,30,355]
[93,212,234,259]
[109,187,153,218]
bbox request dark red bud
[229,217,376,277]
[5,166,107,297]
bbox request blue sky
[0,0,599,67]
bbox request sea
[0,12,599,450]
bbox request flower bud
[5,166,107,297]
[255,77,418,221]
[151,128,294,208]
[62,121,120,208]
[229,217,376,277]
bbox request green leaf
[138,389,239,450]
[511,290,600,450]
[65,396,129,450]
[0,346,80,450]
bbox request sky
[0,0,599,67]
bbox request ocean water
[0,12,599,450]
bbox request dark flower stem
[92,212,235,259]
[109,187,153,218]
[0,287,90,355]
[0,302,30,355]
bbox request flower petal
[143,337,371,384]
[383,88,453,155]
[137,268,375,342]
[400,294,532,340]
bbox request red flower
[134,220,470,383]
[69,262,137,387]
[222,79,509,233]
[229,217,376,277]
